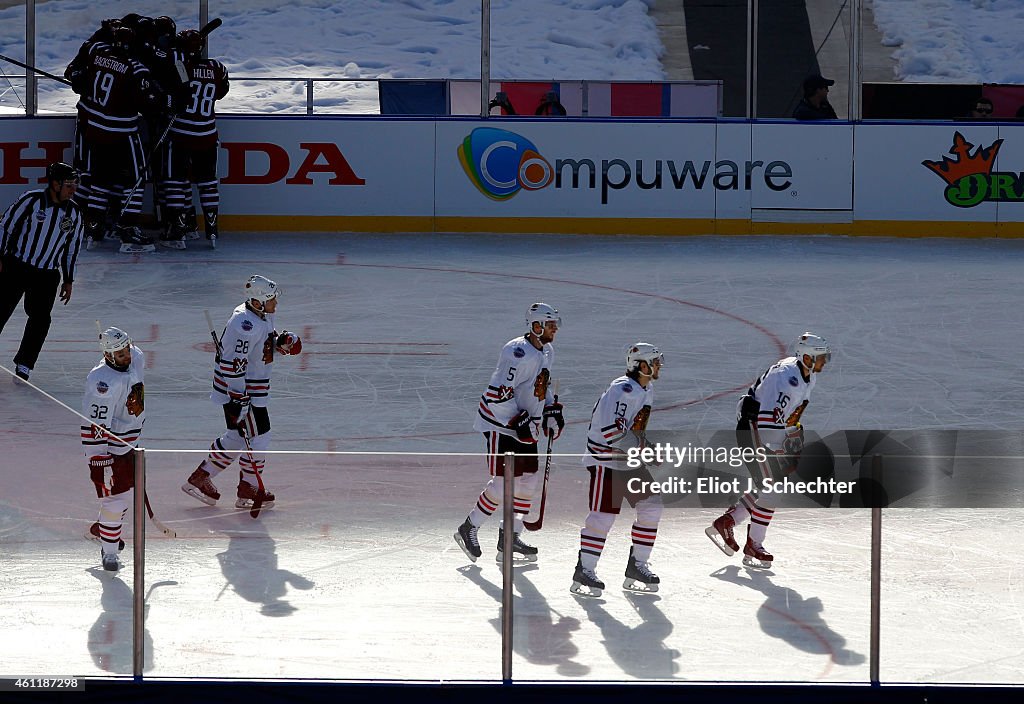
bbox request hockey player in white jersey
[182,275,302,510]
[705,332,832,568]
[454,303,564,565]
[82,327,145,572]
[571,343,664,598]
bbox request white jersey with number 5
[81,346,146,458]
[474,335,553,440]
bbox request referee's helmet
[46,162,80,185]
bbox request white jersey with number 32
[81,346,145,458]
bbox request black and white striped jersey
[0,188,85,282]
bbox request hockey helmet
[177,29,205,57]
[155,16,177,37]
[110,26,135,53]
[626,342,664,374]
[99,327,132,354]
[526,302,561,332]
[46,162,80,186]
[793,332,832,363]
[244,275,279,303]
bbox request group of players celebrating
[64,13,229,253]
[454,304,832,598]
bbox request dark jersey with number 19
[75,42,152,144]
[170,58,230,149]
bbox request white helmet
[99,327,132,354]
[626,342,664,374]
[794,332,832,362]
[244,275,279,303]
[526,302,561,330]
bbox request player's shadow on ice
[86,568,158,673]
[458,563,589,677]
[214,514,314,617]
[573,590,680,679]
[710,565,865,667]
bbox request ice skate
[12,364,30,385]
[454,517,481,562]
[117,225,155,253]
[101,550,121,572]
[705,512,739,556]
[495,526,538,564]
[235,480,275,509]
[85,522,125,551]
[570,551,604,598]
[622,546,660,594]
[181,466,220,505]
[742,536,774,570]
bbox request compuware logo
[458,128,553,200]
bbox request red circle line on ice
[334,261,786,439]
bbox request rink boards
[1,116,1023,236]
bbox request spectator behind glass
[793,74,838,121]
[968,97,994,119]
[535,91,567,116]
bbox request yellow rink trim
[220,215,1024,238]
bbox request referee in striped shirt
[0,162,85,381]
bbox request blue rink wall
[1,116,1023,237]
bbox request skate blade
[181,483,218,506]
[119,243,156,254]
[705,526,736,556]
[235,498,274,510]
[570,582,603,599]
[622,578,659,594]
[742,555,773,570]
[453,532,480,563]
[185,231,202,240]
[158,240,186,250]
[209,235,218,249]
[495,552,537,565]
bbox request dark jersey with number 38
[170,58,230,149]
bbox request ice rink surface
[1,232,1022,683]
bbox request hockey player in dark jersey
[66,26,165,253]
[159,29,230,250]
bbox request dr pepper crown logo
[922,131,1008,208]
[457,127,553,200]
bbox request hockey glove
[88,454,114,492]
[275,331,302,355]
[509,409,537,444]
[542,399,564,440]
[226,394,255,437]
[783,424,804,458]
[89,454,114,472]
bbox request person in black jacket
[793,74,838,121]
[0,163,85,381]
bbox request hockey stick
[523,429,553,532]
[113,118,176,228]
[203,310,266,518]
[524,382,559,532]
[93,320,176,538]
[198,17,224,39]
[239,432,269,519]
[203,309,222,359]
[0,53,71,86]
